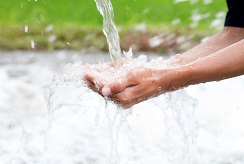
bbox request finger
[83,63,92,70]
[109,99,134,109]
[112,98,139,109]
[106,58,125,67]
[83,73,104,93]
[83,73,95,86]
[83,74,97,91]
[85,80,98,93]
[108,84,142,103]
[106,62,115,67]
[102,76,138,97]
[116,96,150,109]
[110,89,156,109]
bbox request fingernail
[102,86,112,96]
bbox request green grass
[0,0,228,51]
[1,0,227,27]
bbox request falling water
[94,0,122,68]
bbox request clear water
[94,0,122,68]
[0,0,242,164]
[43,49,199,164]
[42,0,200,163]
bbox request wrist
[168,54,187,66]
[173,64,196,89]
[154,64,196,92]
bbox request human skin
[83,26,244,109]
[170,26,244,65]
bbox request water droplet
[48,35,56,43]
[24,25,28,33]
[31,40,35,49]
[45,24,54,32]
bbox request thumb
[101,76,138,96]
[101,86,112,96]
[101,81,128,96]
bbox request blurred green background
[0,0,227,52]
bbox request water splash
[43,0,199,163]
[155,90,199,164]
[44,51,199,164]
[94,0,122,68]
[31,40,35,49]
[24,25,28,33]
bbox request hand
[84,66,181,109]
[82,58,125,95]
[82,63,111,96]
[104,67,176,109]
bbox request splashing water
[43,0,199,163]
[44,50,199,164]
[94,0,122,68]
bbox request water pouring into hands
[83,64,188,109]
[84,0,244,109]
[84,26,244,109]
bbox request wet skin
[84,27,244,109]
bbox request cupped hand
[83,63,185,109]
[82,59,125,95]
[86,66,177,109]
[101,67,168,109]
[82,63,110,96]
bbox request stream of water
[94,0,122,68]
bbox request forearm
[180,39,244,87]
[170,27,244,65]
